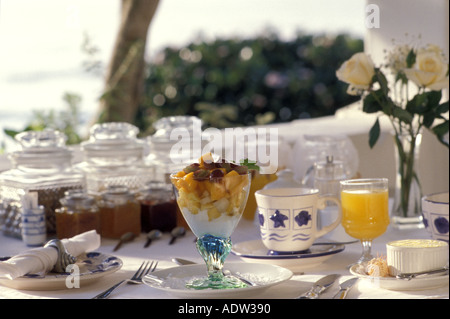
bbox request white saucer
[0,252,122,291]
[231,239,344,271]
[142,262,293,298]
[350,263,449,291]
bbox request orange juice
[341,189,389,240]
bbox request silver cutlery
[169,226,186,245]
[172,257,256,286]
[296,274,340,299]
[144,229,162,248]
[396,266,449,280]
[113,232,136,252]
[333,277,358,299]
[92,260,158,299]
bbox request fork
[92,260,158,299]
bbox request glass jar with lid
[145,116,203,230]
[97,185,141,239]
[77,122,152,195]
[313,156,347,197]
[313,155,353,241]
[0,129,83,236]
[55,190,100,239]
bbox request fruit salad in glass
[170,153,252,289]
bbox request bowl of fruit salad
[169,153,253,289]
[170,153,251,239]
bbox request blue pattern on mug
[269,209,289,228]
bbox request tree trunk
[97,0,160,123]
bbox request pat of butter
[386,239,448,276]
[388,239,448,248]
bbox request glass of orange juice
[340,178,389,264]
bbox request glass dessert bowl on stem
[170,154,252,289]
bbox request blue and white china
[231,239,345,271]
[21,206,46,247]
[0,252,122,290]
[422,192,449,242]
[255,188,342,253]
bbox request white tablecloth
[0,219,448,299]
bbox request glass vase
[391,130,424,229]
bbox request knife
[296,274,340,299]
[333,277,358,299]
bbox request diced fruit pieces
[171,154,253,220]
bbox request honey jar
[98,185,141,239]
[55,190,100,239]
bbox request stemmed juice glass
[340,178,389,265]
[170,163,251,290]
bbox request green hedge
[137,31,363,133]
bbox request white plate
[350,263,449,291]
[142,262,293,298]
[0,252,122,291]
[231,239,344,271]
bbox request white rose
[403,45,449,91]
[336,52,375,95]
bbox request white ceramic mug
[255,188,342,253]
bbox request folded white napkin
[0,230,101,280]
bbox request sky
[0,0,366,148]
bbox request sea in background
[0,0,365,151]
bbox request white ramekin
[386,239,448,276]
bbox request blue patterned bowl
[422,192,449,242]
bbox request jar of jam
[138,182,178,232]
[98,185,140,239]
[55,190,100,239]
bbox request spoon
[144,229,162,248]
[169,226,186,245]
[172,258,256,287]
[113,232,136,251]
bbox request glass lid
[8,129,72,168]
[81,122,145,165]
[151,116,202,143]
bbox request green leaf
[432,121,449,148]
[363,90,385,113]
[3,129,20,139]
[369,118,380,148]
[423,112,435,128]
[427,91,442,107]
[239,158,260,171]
[406,93,428,114]
[375,69,389,95]
[392,106,413,124]
[436,101,449,114]
[363,94,380,113]
[432,121,449,138]
[406,49,416,68]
